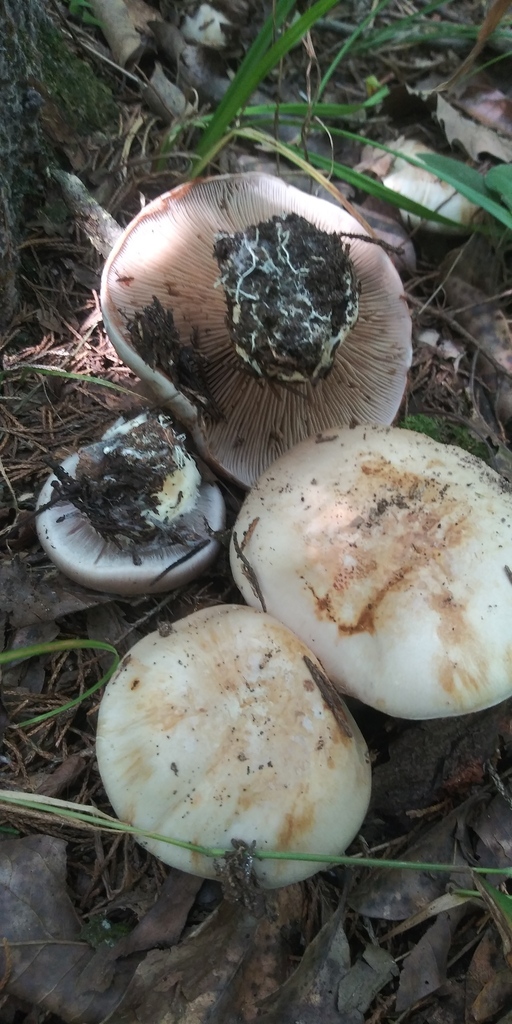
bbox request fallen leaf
[454,78,512,138]
[0,834,135,1022]
[471,794,512,872]
[395,909,463,1012]
[336,944,398,1023]
[109,900,259,1024]
[474,878,512,966]
[435,93,512,162]
[0,560,113,630]
[256,904,351,1024]
[469,967,512,1022]
[350,806,473,920]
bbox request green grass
[0,639,120,727]
[179,0,512,231]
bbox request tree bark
[0,0,48,334]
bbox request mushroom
[95,602,368,884]
[382,140,479,233]
[36,411,225,595]
[96,604,371,888]
[100,173,412,488]
[181,3,233,49]
[230,425,512,720]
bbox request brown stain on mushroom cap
[96,605,371,886]
[303,457,473,636]
[231,426,512,717]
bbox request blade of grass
[318,0,392,99]
[407,152,512,230]
[233,126,462,229]
[193,0,341,172]
[0,364,138,396]
[241,89,390,120]
[0,639,120,727]
[0,789,511,876]
[192,0,296,167]
[274,122,511,230]
[233,126,374,229]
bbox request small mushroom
[181,3,233,48]
[96,604,371,888]
[36,411,225,594]
[230,425,512,719]
[100,173,412,488]
[382,140,480,233]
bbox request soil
[214,212,359,381]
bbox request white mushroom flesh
[383,140,479,233]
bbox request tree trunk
[0,0,48,333]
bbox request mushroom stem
[213,213,360,383]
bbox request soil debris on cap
[213,213,360,383]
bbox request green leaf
[477,876,512,927]
[414,153,512,230]
[485,164,512,212]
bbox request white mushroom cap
[181,3,233,48]
[100,173,412,488]
[95,604,371,888]
[383,140,479,233]
[36,412,225,595]
[230,425,512,720]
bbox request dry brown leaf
[350,807,473,921]
[0,835,133,1022]
[469,968,512,1023]
[109,900,259,1024]
[472,795,512,871]
[89,0,148,67]
[395,911,463,1013]
[435,94,512,162]
[255,904,350,1024]
[454,78,512,139]
[0,559,112,629]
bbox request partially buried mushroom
[36,411,225,594]
[230,425,512,720]
[101,173,412,488]
[382,139,480,233]
[96,604,371,888]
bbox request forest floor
[1,1,512,1022]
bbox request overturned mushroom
[36,411,225,594]
[96,604,371,888]
[230,425,512,719]
[100,173,412,487]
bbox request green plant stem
[232,126,461,228]
[1,640,120,727]
[0,364,136,396]
[318,0,392,98]
[0,790,510,876]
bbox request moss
[79,917,132,950]
[39,22,117,134]
[400,414,490,462]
